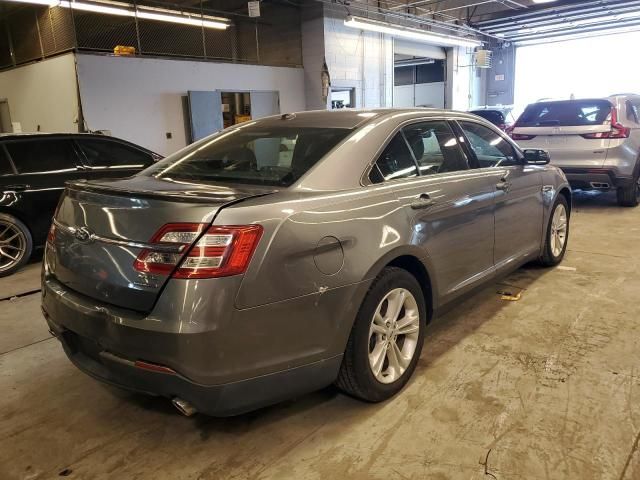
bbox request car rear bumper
[40,275,361,416]
[44,317,341,416]
[560,168,634,190]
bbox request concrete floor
[1,191,639,480]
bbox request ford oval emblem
[74,227,93,244]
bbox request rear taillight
[511,133,536,140]
[581,107,630,139]
[133,223,263,279]
[46,223,56,246]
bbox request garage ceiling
[472,0,640,43]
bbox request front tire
[539,196,569,267]
[336,267,426,402]
[0,213,32,277]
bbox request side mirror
[523,149,550,165]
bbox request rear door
[381,120,501,301]
[457,120,543,267]
[4,137,86,244]
[75,137,155,179]
[511,99,613,169]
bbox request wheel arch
[363,246,437,323]
[558,187,572,214]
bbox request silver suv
[511,95,640,206]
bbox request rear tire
[0,213,32,277]
[336,267,426,402]
[539,196,569,267]
[616,174,640,207]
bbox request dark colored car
[469,107,517,132]
[42,109,570,417]
[0,133,161,276]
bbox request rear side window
[403,121,468,174]
[0,146,14,176]
[516,100,612,127]
[471,110,505,126]
[77,138,153,169]
[5,139,78,174]
[369,132,418,183]
[146,126,351,187]
[459,121,519,167]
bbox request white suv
[511,95,640,206]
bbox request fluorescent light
[531,0,557,3]
[4,0,60,5]
[59,1,134,17]
[56,0,229,30]
[136,10,227,30]
[344,16,482,48]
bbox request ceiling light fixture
[5,0,60,6]
[5,0,229,30]
[344,16,482,48]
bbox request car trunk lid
[46,176,275,312]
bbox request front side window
[369,132,418,183]
[459,121,519,167]
[403,121,469,175]
[77,139,153,169]
[5,139,78,174]
[145,126,351,187]
[626,101,639,124]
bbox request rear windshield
[144,126,352,187]
[470,110,505,125]
[516,100,612,127]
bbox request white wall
[394,83,445,108]
[446,47,476,111]
[0,53,79,133]
[323,15,393,109]
[75,54,306,155]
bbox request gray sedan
[41,109,571,416]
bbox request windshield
[516,100,612,127]
[470,110,506,125]
[143,125,353,187]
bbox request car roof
[0,132,158,155]
[246,108,489,130]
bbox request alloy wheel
[0,220,26,273]
[550,203,568,258]
[368,288,420,384]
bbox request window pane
[0,147,13,176]
[403,121,468,174]
[371,132,418,183]
[415,60,445,84]
[78,139,153,168]
[459,121,518,168]
[516,100,612,127]
[6,139,78,174]
[145,126,351,187]
[394,66,414,86]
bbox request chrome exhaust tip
[171,397,197,417]
[590,182,610,189]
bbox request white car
[511,95,640,206]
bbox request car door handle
[3,184,29,192]
[496,180,512,193]
[410,194,436,210]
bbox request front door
[457,120,544,268]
